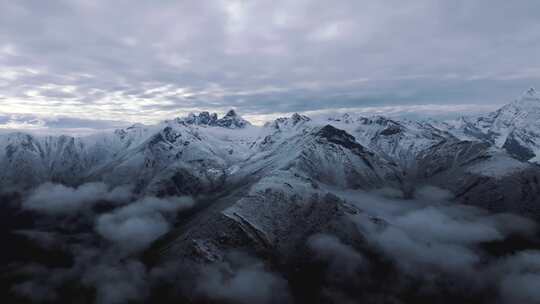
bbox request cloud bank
[1,0,539,130]
[8,181,540,304]
[12,186,195,304]
[195,252,291,304]
[22,182,133,215]
[96,196,194,252]
[305,186,540,303]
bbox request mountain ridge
[1,92,540,219]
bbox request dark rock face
[416,139,540,220]
[379,125,402,136]
[290,113,310,125]
[316,125,362,151]
[416,140,492,179]
[502,132,536,161]
[183,110,250,128]
[447,168,540,219]
[215,110,250,128]
[184,111,219,126]
[185,111,219,126]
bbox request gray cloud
[22,182,133,215]
[351,187,538,276]
[13,193,193,303]
[12,264,70,303]
[1,0,539,129]
[82,259,148,304]
[13,230,64,251]
[307,233,367,279]
[0,113,130,135]
[491,250,540,304]
[195,251,291,304]
[95,196,194,252]
[13,248,151,304]
[9,182,540,303]
[304,186,540,303]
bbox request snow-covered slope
[239,119,402,190]
[416,140,540,217]
[88,118,261,196]
[442,88,540,163]
[326,114,456,169]
[155,114,540,274]
[156,114,403,263]
[0,111,257,192]
[0,121,161,190]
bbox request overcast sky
[1,0,539,132]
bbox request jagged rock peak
[185,111,218,125]
[224,109,238,117]
[266,113,311,130]
[328,113,356,123]
[509,87,540,108]
[179,109,250,128]
[291,113,311,124]
[215,109,250,128]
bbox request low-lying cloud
[7,181,540,304]
[322,186,540,303]
[22,182,133,215]
[196,252,291,304]
[354,196,537,275]
[95,196,194,252]
[307,233,367,279]
[82,259,148,304]
[10,183,195,304]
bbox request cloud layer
[96,196,194,252]
[7,181,540,303]
[22,182,133,215]
[311,186,540,303]
[1,0,539,130]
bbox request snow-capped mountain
[440,88,540,163]
[1,94,539,220]
[0,111,257,194]
[87,118,259,196]
[179,109,251,129]
[326,114,456,169]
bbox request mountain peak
[215,109,250,128]
[526,87,537,97]
[315,125,369,153]
[183,111,218,126]
[179,110,249,128]
[501,87,540,111]
[291,113,311,124]
[267,113,311,130]
[516,87,540,104]
[224,109,238,117]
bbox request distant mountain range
[2,90,540,216]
